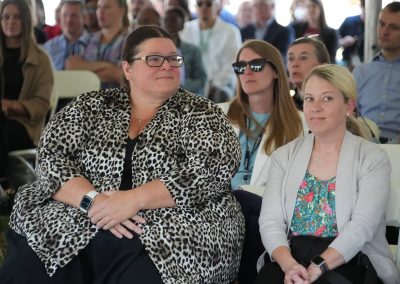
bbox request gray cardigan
[259,131,400,283]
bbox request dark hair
[137,6,161,27]
[164,6,186,22]
[308,0,328,29]
[384,1,400,13]
[289,37,330,63]
[165,0,191,20]
[121,25,174,89]
[0,0,33,62]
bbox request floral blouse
[290,171,338,237]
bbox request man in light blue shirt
[44,1,88,70]
[353,2,400,143]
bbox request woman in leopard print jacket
[0,25,244,284]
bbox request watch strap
[320,261,329,273]
[85,190,99,200]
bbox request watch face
[80,196,93,210]
[312,255,325,266]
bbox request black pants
[0,229,164,284]
[0,118,34,179]
[255,250,382,284]
[233,190,264,284]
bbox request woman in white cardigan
[257,64,399,283]
[219,39,304,283]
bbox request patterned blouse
[290,171,338,237]
[10,88,244,284]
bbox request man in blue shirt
[353,2,400,144]
[44,1,88,70]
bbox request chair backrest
[54,70,101,99]
[380,144,400,269]
[48,87,59,121]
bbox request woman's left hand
[88,190,143,231]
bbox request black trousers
[233,190,264,284]
[255,249,382,284]
[0,118,34,179]
[0,229,164,284]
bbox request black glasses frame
[131,55,184,68]
[232,58,269,75]
[196,1,213,8]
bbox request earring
[346,112,350,117]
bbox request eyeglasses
[232,58,269,75]
[132,55,184,68]
[196,1,213,8]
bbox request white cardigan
[218,102,308,193]
[259,131,400,283]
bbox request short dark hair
[383,2,400,13]
[121,25,174,89]
[165,6,187,22]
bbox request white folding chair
[380,144,400,269]
[54,70,101,99]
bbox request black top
[3,46,23,100]
[119,136,139,190]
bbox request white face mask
[293,6,307,22]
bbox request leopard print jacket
[9,88,245,283]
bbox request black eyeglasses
[232,58,268,75]
[197,1,213,8]
[132,55,184,67]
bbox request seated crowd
[0,0,400,283]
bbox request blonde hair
[301,64,365,137]
[227,40,303,155]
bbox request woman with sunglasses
[0,0,53,195]
[219,39,305,283]
[0,25,244,284]
[256,64,399,284]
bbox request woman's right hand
[283,262,310,284]
[89,191,146,239]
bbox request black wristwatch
[311,255,329,273]
[79,190,99,214]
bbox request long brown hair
[227,40,303,155]
[0,0,33,62]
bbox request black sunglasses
[196,1,213,8]
[232,58,268,75]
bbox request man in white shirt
[180,0,242,102]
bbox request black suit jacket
[240,20,294,58]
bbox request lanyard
[243,118,264,182]
[96,30,122,61]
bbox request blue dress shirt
[44,32,88,70]
[353,53,400,140]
